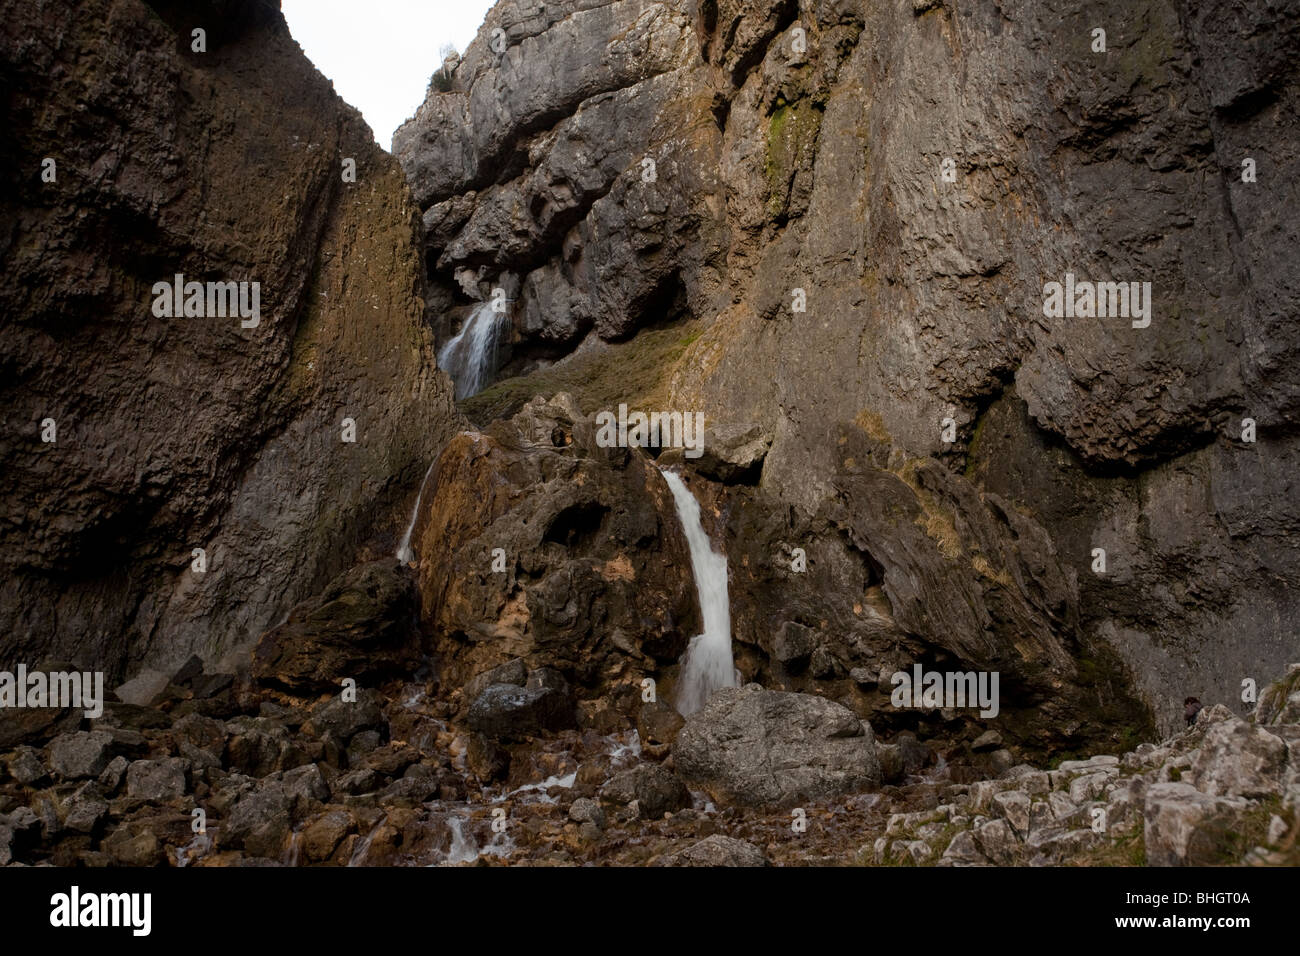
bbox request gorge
[0,0,1297,871]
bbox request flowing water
[395,303,505,563]
[660,470,738,716]
[438,301,505,400]
[395,459,435,564]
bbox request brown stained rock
[0,0,458,678]
[412,393,699,699]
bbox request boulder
[673,685,882,807]
[568,797,606,829]
[463,659,529,702]
[302,809,353,863]
[467,683,575,741]
[1191,718,1287,798]
[600,763,691,820]
[658,835,770,867]
[692,424,772,483]
[222,785,292,859]
[47,731,114,779]
[1143,782,1250,866]
[302,690,387,744]
[636,699,685,759]
[125,758,189,803]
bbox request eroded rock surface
[0,0,458,679]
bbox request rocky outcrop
[875,680,1300,867]
[398,0,1300,733]
[409,393,700,703]
[673,684,883,806]
[0,0,458,680]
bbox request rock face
[411,393,700,701]
[397,0,1300,733]
[0,0,458,679]
[251,561,422,694]
[673,684,882,806]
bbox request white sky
[282,0,497,151]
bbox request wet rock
[47,732,114,779]
[467,683,576,741]
[126,758,189,803]
[377,764,446,807]
[359,743,420,778]
[568,797,606,829]
[465,733,510,783]
[636,700,685,759]
[772,621,817,668]
[972,730,1003,753]
[0,0,457,677]
[412,395,699,693]
[673,685,882,807]
[252,561,422,694]
[226,717,308,778]
[335,769,381,796]
[658,835,770,867]
[302,810,354,863]
[302,691,387,746]
[893,733,930,776]
[600,763,691,820]
[464,659,528,702]
[876,744,904,784]
[282,765,330,817]
[346,731,384,768]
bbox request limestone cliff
[0,0,458,680]
[397,0,1300,736]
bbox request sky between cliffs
[282,0,497,152]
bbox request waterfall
[438,301,505,400]
[395,458,436,565]
[396,300,504,564]
[661,470,738,716]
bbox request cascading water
[661,470,738,716]
[395,302,505,564]
[438,301,505,400]
[395,459,435,564]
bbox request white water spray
[661,470,737,716]
[438,301,505,400]
[396,458,435,564]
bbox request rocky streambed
[2,653,1295,868]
